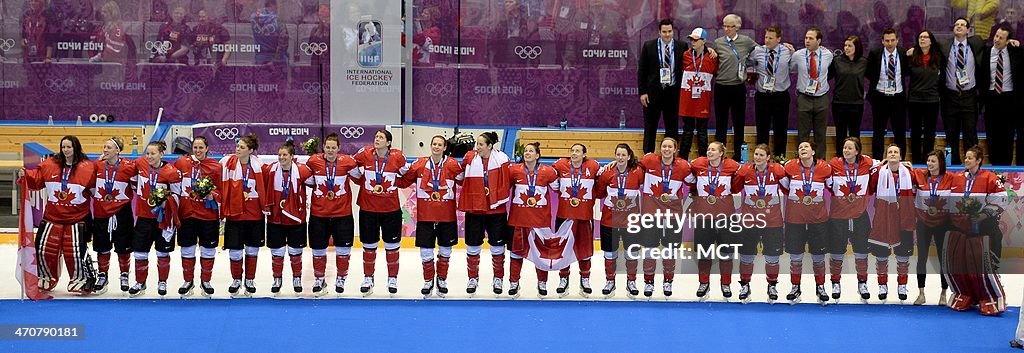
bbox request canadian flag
[16,179,51,300]
[526,220,577,271]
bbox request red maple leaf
[433,187,449,199]
[532,234,569,260]
[751,193,774,205]
[101,188,123,200]
[316,183,334,196]
[519,191,544,206]
[702,182,722,197]
[564,185,589,198]
[369,178,393,192]
[794,187,817,201]
[927,197,948,210]
[688,75,707,89]
[183,186,195,196]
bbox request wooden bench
[0,125,146,155]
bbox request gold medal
[431,191,442,201]
[615,199,626,209]
[707,195,718,205]
[326,190,336,200]
[802,196,813,205]
[147,198,157,207]
[484,187,490,196]
[244,191,251,200]
[58,190,68,200]
[660,193,671,202]
[526,197,538,207]
[927,207,937,216]
[755,199,766,209]
[373,184,384,194]
[104,194,114,202]
[569,198,580,207]
[279,200,286,209]
[847,194,857,203]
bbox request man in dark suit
[937,17,986,165]
[638,19,687,154]
[866,28,912,159]
[978,27,1024,165]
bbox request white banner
[331,2,403,125]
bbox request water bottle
[559,115,567,130]
[75,115,82,126]
[741,143,748,163]
[619,108,626,129]
[131,135,139,154]
[47,115,54,125]
[944,145,953,166]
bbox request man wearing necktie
[938,17,985,165]
[789,27,834,157]
[979,27,1024,165]
[866,28,911,160]
[639,19,688,154]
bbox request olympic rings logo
[214,128,240,140]
[253,22,279,36]
[424,82,454,97]
[44,78,74,92]
[177,80,206,94]
[302,82,328,95]
[300,42,328,55]
[145,40,172,55]
[0,38,15,51]
[545,83,573,97]
[338,126,365,139]
[514,45,542,59]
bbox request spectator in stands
[53,0,97,60]
[865,1,895,49]
[953,0,999,41]
[307,4,329,66]
[251,0,288,66]
[192,9,232,67]
[898,5,926,50]
[574,0,628,68]
[991,4,1024,42]
[151,6,192,64]
[149,0,169,22]
[20,0,57,63]
[488,0,538,66]
[827,11,867,50]
[90,1,133,64]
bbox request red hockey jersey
[948,168,1007,234]
[595,165,645,228]
[24,158,96,224]
[220,154,268,221]
[263,162,313,225]
[685,157,740,215]
[828,156,876,219]
[638,153,691,213]
[869,163,917,247]
[732,162,788,228]
[459,149,512,215]
[399,156,464,223]
[783,158,832,224]
[913,169,956,228]
[552,158,599,221]
[508,163,560,228]
[305,153,359,218]
[91,157,137,219]
[133,158,182,231]
[352,146,409,213]
[174,155,222,221]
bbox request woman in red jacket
[868,144,917,303]
[635,137,691,299]
[912,149,953,305]
[732,144,787,303]
[826,137,877,302]
[508,142,560,298]
[263,140,313,295]
[219,134,268,297]
[89,136,136,294]
[594,143,645,299]
[19,135,97,295]
[352,130,409,296]
[551,144,600,297]
[458,132,512,296]
[686,141,741,301]
[399,135,464,298]
[782,141,833,305]
[173,136,222,297]
[304,133,360,296]
[128,141,182,297]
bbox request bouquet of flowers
[955,196,984,234]
[770,155,789,165]
[193,176,218,209]
[302,137,320,155]
[148,187,170,222]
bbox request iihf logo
[356,20,383,68]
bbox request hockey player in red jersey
[635,137,691,298]
[20,135,98,295]
[173,136,222,297]
[782,141,833,305]
[508,142,560,298]
[594,143,645,298]
[220,135,269,297]
[868,144,917,303]
[459,132,512,296]
[685,141,741,301]
[826,137,877,302]
[304,133,360,296]
[89,137,136,295]
[732,144,788,303]
[352,130,409,296]
[398,136,464,297]
[551,144,600,297]
[128,141,182,297]
[262,140,313,295]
